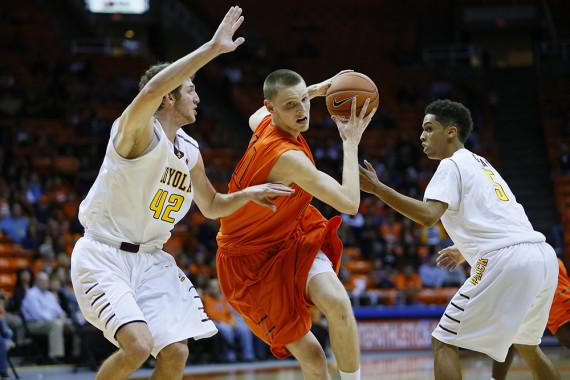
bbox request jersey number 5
[483,169,509,201]
[149,189,184,223]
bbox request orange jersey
[216,115,343,358]
[547,259,570,335]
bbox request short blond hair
[263,69,304,100]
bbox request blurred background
[0,0,569,378]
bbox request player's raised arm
[190,153,294,219]
[115,6,246,158]
[271,97,376,215]
[306,70,353,100]
[359,160,448,226]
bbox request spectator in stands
[37,235,55,259]
[21,217,43,250]
[0,291,15,379]
[420,224,442,248]
[419,255,446,289]
[21,271,68,362]
[7,269,33,315]
[370,260,395,289]
[380,212,401,244]
[395,265,422,305]
[203,279,255,362]
[49,273,81,358]
[49,273,81,325]
[25,173,42,205]
[0,203,29,244]
[6,268,34,345]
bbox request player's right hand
[436,246,465,271]
[332,97,376,145]
[243,183,295,212]
[211,6,245,54]
[359,160,381,194]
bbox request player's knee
[123,338,153,368]
[321,292,352,319]
[158,342,189,366]
[301,343,328,377]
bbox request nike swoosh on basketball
[332,96,353,108]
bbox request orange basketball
[325,72,379,118]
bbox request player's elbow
[345,204,359,216]
[194,201,218,220]
[202,210,222,220]
[337,198,359,215]
[199,205,221,220]
[420,214,439,227]
[248,115,257,131]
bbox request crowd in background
[0,0,567,372]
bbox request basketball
[325,72,379,118]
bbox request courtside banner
[358,320,439,351]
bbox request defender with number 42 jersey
[69,8,296,379]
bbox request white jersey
[423,148,545,266]
[79,118,199,249]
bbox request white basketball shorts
[70,236,217,357]
[432,241,558,362]
[306,250,335,294]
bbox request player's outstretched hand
[244,183,295,212]
[436,246,465,271]
[332,97,377,145]
[211,6,245,54]
[359,160,381,194]
[309,70,354,98]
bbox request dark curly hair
[425,99,473,143]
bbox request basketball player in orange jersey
[216,69,376,380]
[491,258,570,380]
[70,7,294,380]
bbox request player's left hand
[244,183,295,212]
[211,6,245,54]
[436,246,465,271]
[309,70,354,98]
[359,160,382,194]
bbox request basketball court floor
[10,347,570,379]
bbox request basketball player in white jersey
[70,7,294,380]
[359,99,560,380]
